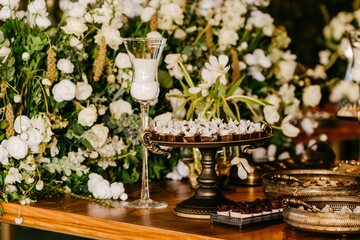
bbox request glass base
[125,199,168,209]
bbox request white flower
[57,59,74,73]
[0,46,11,57]
[176,160,189,177]
[166,89,186,119]
[278,83,295,105]
[303,85,321,107]
[218,28,239,50]
[202,55,230,85]
[301,118,314,135]
[0,6,12,21]
[52,79,76,102]
[96,26,123,50]
[35,15,51,29]
[84,124,109,149]
[36,180,44,191]
[75,82,93,100]
[263,105,280,124]
[281,115,300,137]
[0,145,9,165]
[109,99,133,120]
[22,52,30,61]
[153,112,172,125]
[42,78,51,86]
[4,167,22,185]
[115,53,131,69]
[87,173,103,192]
[110,182,125,200]
[244,49,271,69]
[5,136,28,159]
[92,179,112,199]
[26,128,43,152]
[14,115,31,134]
[13,94,21,103]
[61,17,88,37]
[141,7,155,22]
[69,36,84,50]
[165,54,185,80]
[78,105,97,127]
[265,94,281,109]
[120,193,128,201]
[276,60,297,82]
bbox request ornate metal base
[173,195,233,219]
[173,147,234,219]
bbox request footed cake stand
[141,127,272,219]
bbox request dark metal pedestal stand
[141,130,272,219]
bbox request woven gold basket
[283,196,360,234]
[262,169,360,198]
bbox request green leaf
[72,122,84,135]
[0,134,5,141]
[1,120,7,129]
[158,70,173,89]
[222,97,236,120]
[227,75,244,97]
[218,84,226,97]
[226,95,270,106]
[178,61,195,88]
[80,138,94,151]
[0,204,3,216]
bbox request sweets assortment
[296,204,360,214]
[152,118,268,142]
[216,197,284,219]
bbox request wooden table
[1,180,360,240]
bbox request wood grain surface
[1,180,360,240]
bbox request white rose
[84,124,109,148]
[110,182,125,200]
[0,145,9,165]
[281,115,300,138]
[14,115,31,133]
[0,46,11,57]
[26,128,43,148]
[115,53,131,69]
[75,82,93,100]
[35,15,51,29]
[303,85,321,107]
[61,17,88,37]
[92,179,112,199]
[97,26,123,50]
[57,59,74,73]
[78,105,97,127]
[6,136,28,160]
[87,173,103,192]
[263,105,280,124]
[109,100,133,120]
[141,7,155,22]
[0,6,11,21]
[22,52,30,61]
[52,79,76,102]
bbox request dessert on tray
[151,118,267,142]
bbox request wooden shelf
[1,180,360,240]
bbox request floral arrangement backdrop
[0,0,326,205]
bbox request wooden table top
[1,180,360,240]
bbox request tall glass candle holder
[124,38,167,209]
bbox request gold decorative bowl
[283,196,360,234]
[262,169,360,198]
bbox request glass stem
[140,101,150,203]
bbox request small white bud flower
[22,52,30,61]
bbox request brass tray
[262,169,360,198]
[283,196,360,234]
